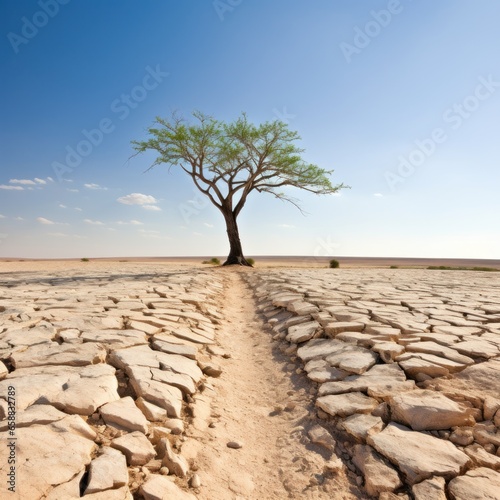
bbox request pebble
[227,441,243,449]
[190,473,202,488]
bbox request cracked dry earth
[1,264,500,499]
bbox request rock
[473,425,500,447]
[324,457,344,473]
[82,486,133,499]
[352,444,402,497]
[151,338,198,360]
[296,338,345,362]
[450,339,500,359]
[111,431,156,466]
[449,427,474,446]
[85,447,129,494]
[371,342,405,363]
[316,393,379,418]
[319,363,415,398]
[0,404,67,431]
[140,474,197,500]
[464,443,500,470]
[0,417,96,499]
[190,473,202,488]
[398,356,450,378]
[405,341,474,366]
[99,396,149,433]
[397,352,466,374]
[0,364,119,415]
[135,397,167,421]
[127,365,183,418]
[483,396,500,420]
[308,425,336,450]
[342,413,384,441]
[198,357,223,378]
[324,321,365,336]
[325,345,378,374]
[45,470,85,499]
[158,438,189,477]
[49,363,120,415]
[150,366,197,395]
[389,390,476,430]
[0,360,8,380]
[286,320,320,343]
[287,300,318,315]
[80,329,147,348]
[412,476,446,500]
[368,423,470,484]
[448,467,500,500]
[10,341,106,368]
[162,418,184,435]
[227,441,243,449]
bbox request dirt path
[182,268,364,500]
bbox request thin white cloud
[116,220,143,225]
[117,193,158,205]
[0,185,24,190]
[48,232,68,237]
[47,177,54,182]
[34,178,47,185]
[9,179,35,185]
[67,188,79,193]
[74,207,82,211]
[37,217,55,225]
[15,217,24,221]
[203,222,214,228]
[277,224,295,228]
[84,219,104,225]
[142,204,161,211]
[59,204,67,209]
[84,183,107,190]
[0,214,5,219]
[373,193,384,197]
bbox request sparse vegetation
[427,265,499,272]
[202,257,221,265]
[81,258,90,262]
[390,265,399,269]
[246,258,255,266]
[329,259,340,268]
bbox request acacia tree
[132,111,346,266]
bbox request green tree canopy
[132,111,347,265]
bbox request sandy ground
[183,268,365,499]
[1,255,499,274]
[1,256,499,499]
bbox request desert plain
[1,256,500,499]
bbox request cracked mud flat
[1,261,500,499]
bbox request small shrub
[202,257,220,265]
[329,259,340,269]
[81,258,90,262]
[246,258,255,266]
[390,265,399,269]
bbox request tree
[132,111,347,266]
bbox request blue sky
[1,0,499,259]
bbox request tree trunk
[221,209,252,266]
